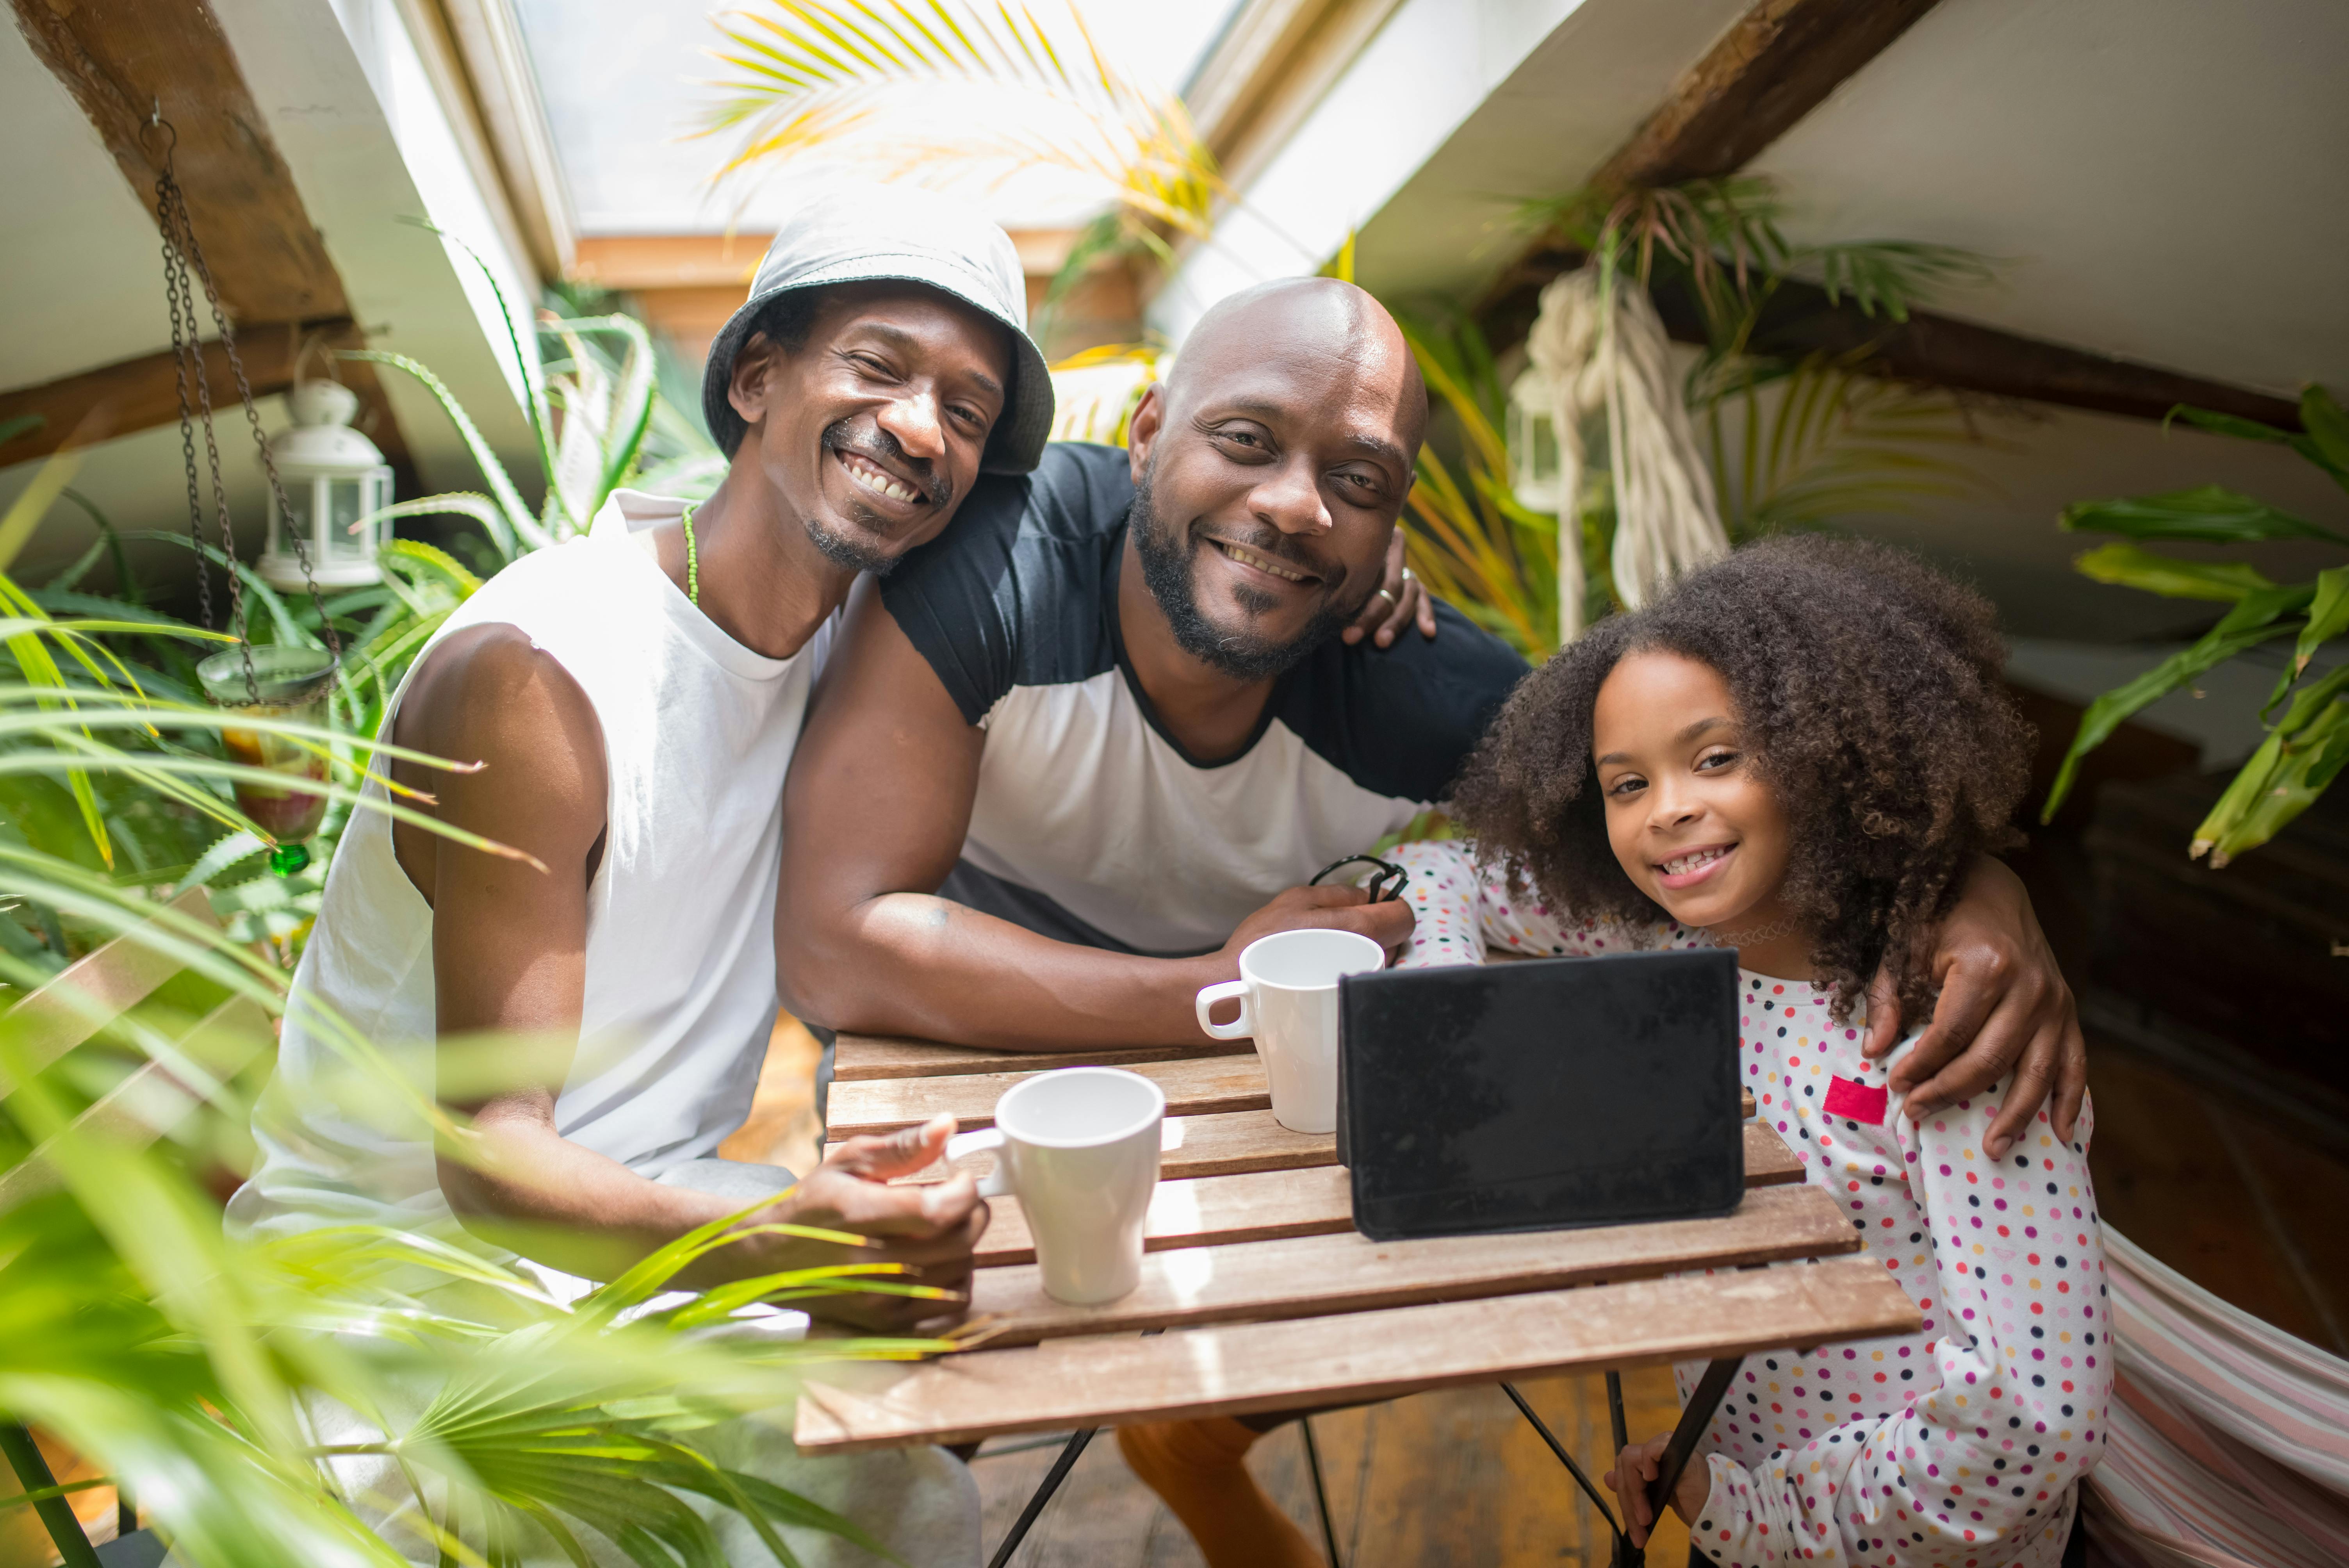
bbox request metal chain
[148,107,342,698]
[159,191,213,638]
[162,140,343,663]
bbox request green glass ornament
[268,842,312,877]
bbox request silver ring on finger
[1375,588,1397,606]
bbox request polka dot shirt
[1391,841,2108,1568]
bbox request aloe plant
[346,314,663,562]
[2041,384,2349,864]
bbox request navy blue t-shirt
[880,442,1528,955]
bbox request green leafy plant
[0,451,962,1563]
[1522,177,1996,359]
[346,310,661,562]
[2040,385,2349,863]
[1691,349,1998,536]
[1554,182,1996,498]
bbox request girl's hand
[1603,1435,1709,1548]
[1866,856,2088,1160]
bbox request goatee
[1128,458,1362,681]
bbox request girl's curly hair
[1448,535,2033,1020]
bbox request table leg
[985,1427,1095,1568]
[1501,1383,1624,1540]
[1648,1356,1741,1532]
[0,1421,101,1568]
[1299,1416,1342,1568]
[1604,1372,1640,1568]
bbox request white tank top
[228,491,832,1241]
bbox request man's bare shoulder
[394,623,608,850]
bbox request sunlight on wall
[327,0,541,409]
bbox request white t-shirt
[229,492,835,1241]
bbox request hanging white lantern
[259,378,392,589]
[1505,365,1565,515]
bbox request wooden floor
[716,1012,828,1177]
[2085,1046,2349,1355]
[717,1011,2349,1565]
[970,1367,1693,1568]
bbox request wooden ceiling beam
[1472,0,2302,429]
[0,319,430,466]
[10,0,413,472]
[1481,241,2301,429]
[1592,0,1944,191]
[13,0,346,323]
[1477,0,1947,344]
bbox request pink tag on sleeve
[1823,1075,1889,1126]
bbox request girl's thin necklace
[1718,912,1802,947]
[680,502,701,607]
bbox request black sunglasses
[1309,854,1411,903]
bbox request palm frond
[1699,354,2001,536]
[1805,241,1998,322]
[1392,313,1570,659]
[705,1,1224,238]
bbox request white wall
[1750,0,2349,397]
[1148,0,1588,344]
[0,34,182,391]
[213,0,542,494]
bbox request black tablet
[1337,949,1745,1242]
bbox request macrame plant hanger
[150,103,342,876]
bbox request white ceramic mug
[945,1067,1165,1305]
[1194,928,1388,1134]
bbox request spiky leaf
[2060,484,2349,545]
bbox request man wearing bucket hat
[227,185,1050,1566]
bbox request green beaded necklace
[680,502,701,606]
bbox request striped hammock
[2086,1229,2349,1568]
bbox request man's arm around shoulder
[777,581,1410,1049]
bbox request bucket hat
[700,183,1053,475]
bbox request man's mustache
[823,421,954,508]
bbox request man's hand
[1604,1434,1708,1549]
[1864,857,2087,1160]
[1222,884,1416,965]
[750,1114,988,1333]
[1340,530,1438,648]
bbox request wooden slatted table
[810,1031,1921,1565]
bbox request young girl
[1394,535,2106,1566]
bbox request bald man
[779,280,2089,1106]
[773,278,1504,1047]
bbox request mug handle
[1194,980,1253,1041]
[944,1126,1013,1199]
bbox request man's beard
[802,421,953,576]
[803,513,898,576]
[1129,459,1364,681]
